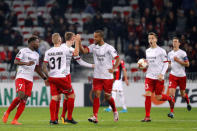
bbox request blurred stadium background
[0,0,197,109]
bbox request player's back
[44,46,68,78]
[146,46,167,79]
[168,49,187,77]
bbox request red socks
[67,98,75,120]
[50,99,57,121]
[7,97,20,113]
[61,99,68,118]
[145,96,151,117]
[93,97,100,118]
[161,94,171,101]
[13,100,26,120]
[184,94,190,104]
[108,97,117,112]
[56,100,60,120]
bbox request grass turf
[0,107,196,131]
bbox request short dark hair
[28,35,38,44]
[172,36,179,41]
[148,32,157,39]
[65,32,74,41]
[94,30,104,38]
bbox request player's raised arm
[79,40,89,54]
[73,34,80,56]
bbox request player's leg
[55,95,61,121]
[11,79,33,125]
[141,78,153,122]
[61,94,68,123]
[88,78,102,123]
[104,79,118,122]
[50,95,60,124]
[2,78,23,123]
[167,74,178,118]
[179,76,191,111]
[119,91,127,113]
[11,92,28,125]
[118,81,127,113]
[105,81,118,112]
[65,90,77,124]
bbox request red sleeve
[114,56,119,59]
[15,57,21,61]
[121,60,125,69]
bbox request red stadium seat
[131,68,138,72]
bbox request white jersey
[146,46,168,79]
[168,49,188,77]
[61,43,74,75]
[87,43,118,79]
[44,46,69,78]
[15,48,39,82]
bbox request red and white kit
[15,48,39,96]
[44,46,73,96]
[168,49,188,90]
[87,43,119,94]
[145,46,168,95]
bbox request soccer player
[2,36,48,125]
[141,32,175,122]
[105,59,129,113]
[167,37,191,118]
[43,33,80,124]
[60,32,94,124]
[79,30,120,123]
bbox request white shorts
[112,80,123,91]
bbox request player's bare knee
[104,93,111,100]
[145,91,152,96]
[180,90,185,97]
[52,95,59,101]
[94,91,101,98]
[68,93,75,98]
[155,95,162,101]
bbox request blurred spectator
[176,10,186,33]
[111,13,127,52]
[92,12,104,31]
[100,0,113,13]
[0,0,10,15]
[72,0,85,12]
[24,15,34,27]
[37,12,45,27]
[83,16,93,34]
[9,46,19,72]
[7,11,17,27]
[84,3,95,14]
[165,11,177,34]
[190,26,197,44]
[0,46,12,63]
[10,30,23,46]
[0,10,5,27]
[186,9,197,30]
[1,28,12,45]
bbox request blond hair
[52,33,61,44]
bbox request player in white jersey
[79,30,120,123]
[167,37,191,118]
[141,32,175,122]
[3,36,48,125]
[43,33,80,124]
[59,32,94,124]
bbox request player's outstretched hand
[44,79,49,86]
[75,34,81,41]
[108,69,114,73]
[125,79,129,86]
[26,61,35,66]
[157,74,164,81]
[174,56,180,62]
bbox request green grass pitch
[0,107,196,131]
